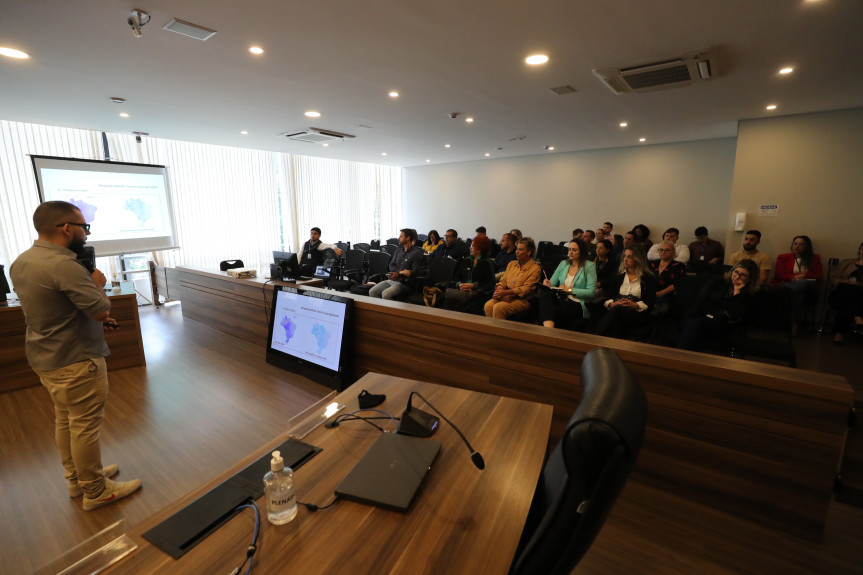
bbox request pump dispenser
[264,450,297,524]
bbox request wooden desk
[160,265,854,540]
[109,373,553,574]
[0,283,146,394]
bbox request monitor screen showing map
[265,285,354,390]
[31,155,177,256]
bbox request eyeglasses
[57,222,91,232]
[732,270,750,279]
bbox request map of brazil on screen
[271,294,344,372]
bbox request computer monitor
[0,264,9,303]
[265,285,354,390]
[272,251,300,280]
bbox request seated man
[687,226,724,273]
[300,227,343,275]
[647,227,690,263]
[494,232,518,278]
[729,229,771,285]
[433,229,469,259]
[369,228,424,300]
[484,237,541,320]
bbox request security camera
[135,135,142,144]
[449,112,459,119]
[128,17,142,38]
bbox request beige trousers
[484,297,530,319]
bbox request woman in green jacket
[538,239,597,329]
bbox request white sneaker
[82,477,142,511]
[69,464,120,498]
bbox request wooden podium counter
[0,283,146,394]
[163,265,852,541]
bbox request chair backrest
[367,251,392,279]
[381,243,398,257]
[417,233,428,241]
[353,242,371,253]
[343,249,366,271]
[336,241,350,252]
[219,259,244,271]
[427,256,458,285]
[386,237,399,246]
[369,239,381,250]
[510,348,647,575]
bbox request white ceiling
[2,0,862,168]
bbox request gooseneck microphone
[398,391,485,470]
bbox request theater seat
[510,348,647,575]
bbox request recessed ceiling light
[110,97,126,104]
[249,46,264,55]
[388,91,399,98]
[766,104,777,110]
[444,144,451,148]
[525,54,549,65]
[619,122,628,128]
[323,143,329,147]
[240,130,248,135]
[304,111,321,118]
[465,117,474,123]
[545,145,555,151]
[779,67,793,75]
[484,153,491,157]
[0,47,30,59]
[119,113,130,118]
[425,159,430,163]
[639,137,646,142]
[382,152,387,156]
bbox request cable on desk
[229,500,261,575]
[298,495,341,512]
[325,409,399,432]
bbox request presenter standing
[10,201,142,511]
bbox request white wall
[403,138,736,246]
[728,107,863,264]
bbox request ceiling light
[382,152,387,156]
[444,144,451,148]
[639,137,646,142]
[484,153,491,157]
[426,159,430,163]
[249,46,264,55]
[779,67,794,75]
[388,91,399,98]
[525,54,549,65]
[766,104,777,110]
[119,113,130,118]
[110,97,126,104]
[304,111,321,118]
[323,143,329,147]
[0,47,30,59]
[240,130,248,135]
[545,145,555,151]
[465,117,474,123]
[619,122,628,128]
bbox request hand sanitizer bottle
[264,450,297,525]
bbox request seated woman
[678,260,760,351]
[633,224,653,253]
[649,240,687,314]
[484,237,541,320]
[772,235,823,330]
[593,239,618,298]
[445,234,496,315]
[538,239,596,330]
[595,246,656,338]
[422,229,444,255]
[831,241,863,344]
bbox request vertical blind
[0,120,402,280]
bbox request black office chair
[353,242,371,253]
[730,287,798,367]
[328,249,367,292]
[510,348,647,575]
[380,243,398,257]
[349,251,392,296]
[369,239,381,250]
[219,259,244,271]
[386,237,399,246]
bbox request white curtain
[0,120,402,281]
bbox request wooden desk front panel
[112,374,553,575]
[163,265,853,540]
[0,293,145,393]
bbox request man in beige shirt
[484,238,541,320]
[729,229,771,285]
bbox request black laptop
[335,433,441,511]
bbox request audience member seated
[687,226,724,273]
[475,226,487,237]
[647,227,690,263]
[595,246,657,338]
[299,227,343,275]
[582,229,596,244]
[537,239,596,330]
[495,232,518,276]
[510,228,523,242]
[633,224,653,253]
[581,229,597,261]
[595,228,607,243]
[649,240,687,314]
[484,237,541,320]
[729,229,771,285]
[593,239,618,298]
[432,228,469,259]
[571,228,584,242]
[677,260,759,351]
[445,235,496,315]
[831,241,863,344]
[771,235,823,330]
[602,222,616,246]
[623,231,637,250]
[369,228,424,300]
[422,229,444,255]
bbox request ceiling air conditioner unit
[280,128,356,144]
[593,47,717,94]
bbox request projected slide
[41,169,173,241]
[270,291,345,372]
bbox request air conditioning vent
[163,18,217,41]
[593,47,717,94]
[280,128,356,144]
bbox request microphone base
[398,408,439,437]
